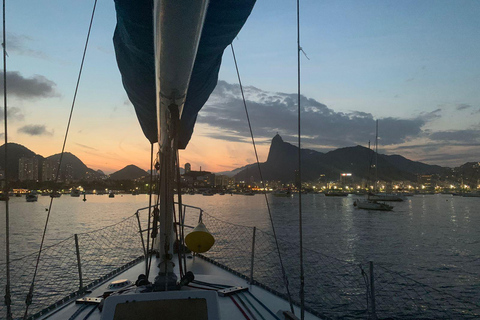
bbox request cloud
[199,81,433,149]
[75,143,98,151]
[17,124,53,136]
[418,108,442,121]
[429,129,480,144]
[0,71,58,99]
[0,106,25,121]
[8,33,49,60]
[456,103,472,111]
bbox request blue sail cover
[113,0,256,149]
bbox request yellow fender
[185,222,215,253]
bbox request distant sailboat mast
[374,119,378,193]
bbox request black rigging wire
[297,0,305,318]
[145,143,154,275]
[3,0,12,318]
[230,43,295,314]
[23,0,98,318]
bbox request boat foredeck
[39,254,320,320]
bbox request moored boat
[273,189,292,197]
[324,190,348,197]
[354,199,393,211]
[368,193,405,202]
[26,192,38,202]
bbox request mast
[374,120,378,193]
[297,0,305,318]
[153,0,208,290]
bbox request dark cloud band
[17,124,53,136]
[0,71,58,99]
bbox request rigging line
[239,292,267,320]
[245,292,281,320]
[23,0,98,318]
[235,293,258,320]
[297,0,305,319]
[147,152,160,278]
[229,295,251,320]
[230,43,295,314]
[175,147,187,275]
[3,0,12,318]
[81,305,97,320]
[146,143,154,275]
[147,173,161,278]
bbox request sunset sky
[3,0,480,174]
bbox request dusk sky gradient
[3,0,480,174]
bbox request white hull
[355,199,393,211]
[368,193,405,202]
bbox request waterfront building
[19,157,38,181]
[42,159,56,182]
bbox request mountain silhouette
[233,135,448,183]
[109,165,148,180]
[47,152,102,180]
[0,143,38,180]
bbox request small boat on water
[273,189,292,197]
[354,199,393,211]
[50,191,61,198]
[324,190,348,197]
[26,192,38,202]
[463,192,480,197]
[368,193,405,202]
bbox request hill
[0,143,39,180]
[109,165,148,180]
[233,134,448,183]
[47,152,103,180]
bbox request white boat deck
[39,254,321,320]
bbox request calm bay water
[1,193,479,315]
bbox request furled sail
[113,0,256,149]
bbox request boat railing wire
[186,206,480,320]
[2,204,480,319]
[0,212,145,319]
